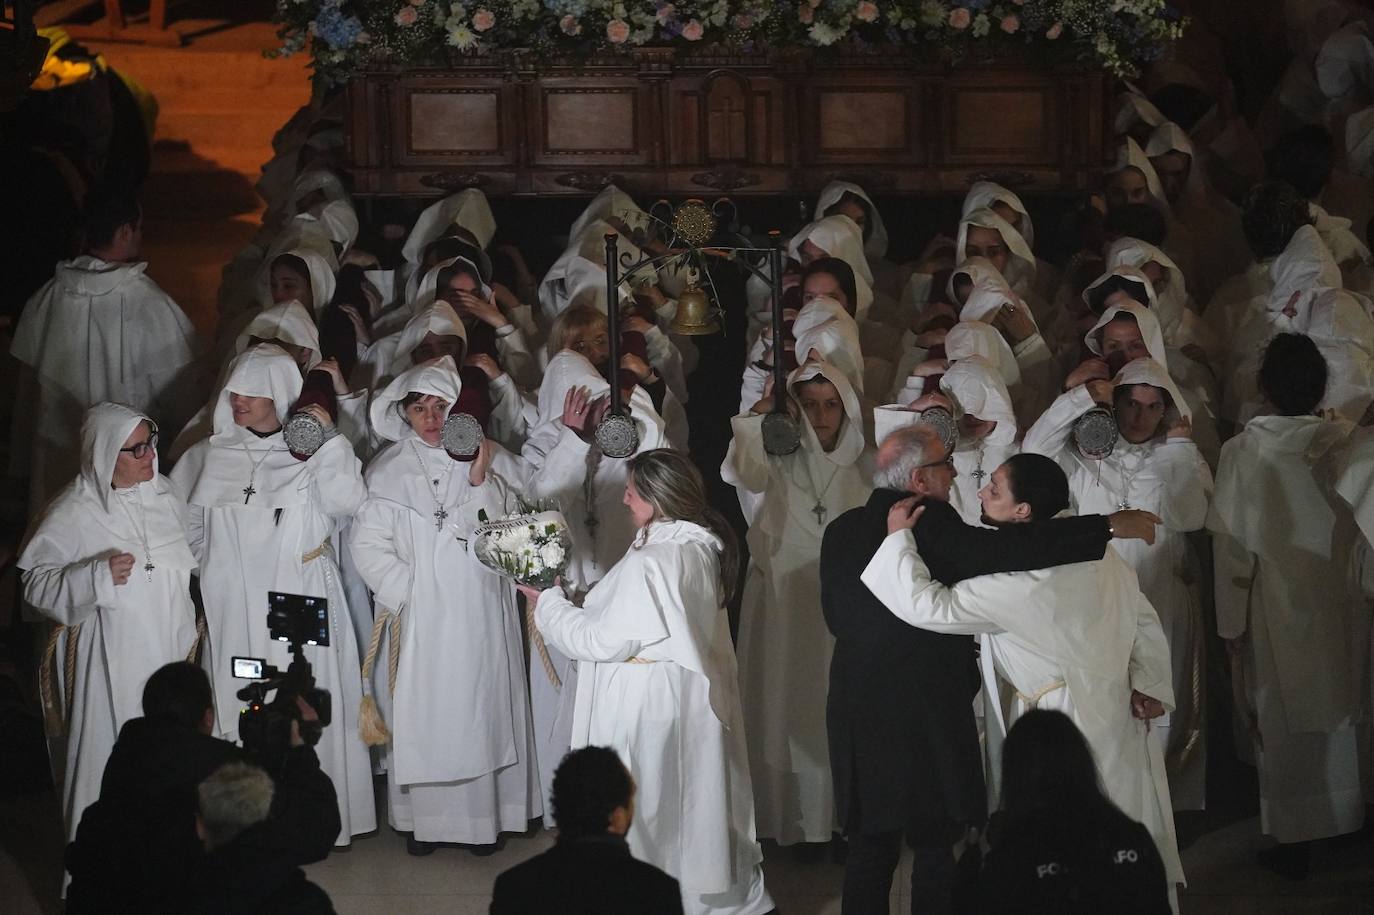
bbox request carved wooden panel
[389,77,518,169]
[804,80,923,165]
[941,78,1059,165]
[532,81,648,166]
[409,90,500,152]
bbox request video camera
[232,591,332,769]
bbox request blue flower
[313,4,363,49]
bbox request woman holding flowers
[350,356,541,855]
[519,449,774,915]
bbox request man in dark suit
[821,423,1158,914]
[490,746,684,915]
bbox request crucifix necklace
[410,440,454,531]
[240,443,275,504]
[970,444,987,485]
[118,487,156,580]
[797,456,841,527]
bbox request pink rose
[656,4,675,24]
[855,1,879,23]
[733,12,754,29]
[948,7,970,29]
[606,18,630,43]
[1045,21,1063,39]
[1000,14,1018,33]
[472,8,496,31]
[799,3,814,24]
[394,5,418,26]
[560,13,581,35]
[681,19,704,40]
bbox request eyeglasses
[119,428,160,460]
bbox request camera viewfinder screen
[266,591,331,647]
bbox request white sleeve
[533,586,645,663]
[1127,586,1176,710]
[1208,529,1255,641]
[348,499,414,612]
[495,322,540,391]
[720,413,773,496]
[21,557,116,626]
[305,434,366,518]
[643,325,689,406]
[859,530,1002,634]
[1022,385,1096,459]
[1151,440,1213,532]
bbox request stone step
[103,47,308,95]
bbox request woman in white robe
[1105,138,1201,293]
[954,207,1051,326]
[1023,359,1213,810]
[1207,337,1365,860]
[20,403,199,847]
[350,357,541,849]
[960,181,1060,305]
[169,344,376,844]
[723,360,872,845]
[814,180,906,305]
[519,345,671,822]
[399,188,497,300]
[523,450,774,915]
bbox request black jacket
[976,807,1170,914]
[820,492,1111,837]
[490,834,683,914]
[65,716,339,914]
[187,822,336,915]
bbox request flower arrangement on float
[272,0,1185,84]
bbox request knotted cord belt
[40,623,79,737]
[525,603,562,689]
[1014,678,1066,709]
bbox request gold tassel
[39,624,67,736]
[357,609,393,747]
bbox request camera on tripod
[232,591,332,767]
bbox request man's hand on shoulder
[1107,509,1161,546]
[887,497,926,535]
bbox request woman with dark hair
[977,709,1170,914]
[801,257,859,316]
[518,450,773,915]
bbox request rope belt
[623,657,657,664]
[1015,678,1066,709]
[525,603,562,689]
[40,622,80,737]
[301,537,333,564]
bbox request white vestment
[534,520,773,915]
[860,530,1185,888]
[351,358,540,842]
[1024,363,1213,810]
[1207,414,1366,843]
[19,403,199,846]
[722,361,872,843]
[11,256,201,515]
[169,346,375,842]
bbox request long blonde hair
[628,449,738,605]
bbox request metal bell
[670,282,721,336]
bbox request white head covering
[271,215,341,273]
[940,354,1017,447]
[791,295,866,395]
[814,181,889,260]
[1268,224,1345,329]
[1105,237,1188,313]
[408,255,495,315]
[1309,201,1373,264]
[259,246,337,317]
[1344,106,1374,178]
[1144,122,1213,206]
[953,259,1036,326]
[961,181,1036,249]
[787,359,865,467]
[401,189,498,266]
[955,207,1037,294]
[369,356,462,443]
[567,185,654,246]
[391,301,468,376]
[1112,356,1191,424]
[79,402,157,511]
[234,300,322,370]
[944,321,1020,388]
[1316,20,1374,104]
[1114,89,1167,138]
[211,344,303,442]
[288,167,350,214]
[531,348,667,449]
[538,220,656,321]
[1108,138,1172,218]
[314,199,359,254]
[1084,299,1168,368]
[789,215,875,288]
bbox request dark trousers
[842,830,956,915]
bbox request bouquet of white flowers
[473,507,572,588]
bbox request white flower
[447,24,478,48]
[808,21,841,45]
[538,542,566,568]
